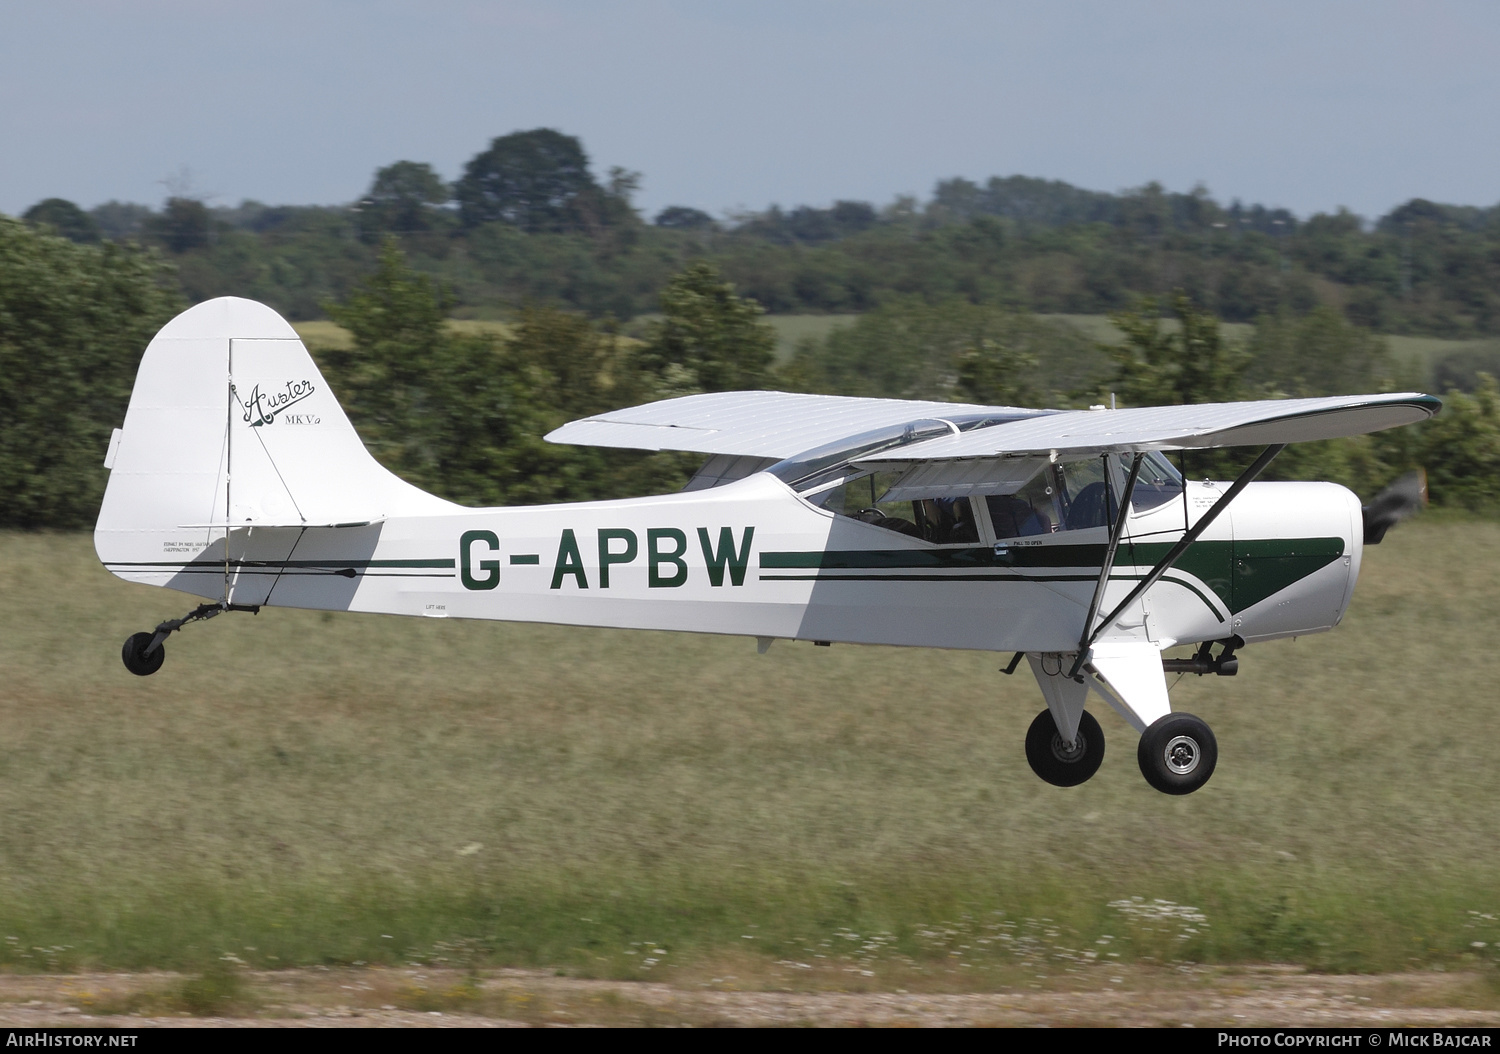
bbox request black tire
[121,632,165,677]
[1024,709,1105,787]
[1137,713,1217,795]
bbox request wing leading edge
[546,390,1439,464]
[543,391,1047,459]
[855,393,1442,460]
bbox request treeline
[14,128,1500,346]
[5,214,1499,532]
[0,215,772,526]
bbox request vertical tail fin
[95,297,455,600]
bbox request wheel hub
[1164,735,1200,775]
[1051,732,1088,763]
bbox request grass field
[3,521,1500,984]
[1040,313,1255,348]
[763,314,858,362]
[292,320,515,352]
[1385,335,1500,385]
[1041,315,1500,389]
[296,316,848,364]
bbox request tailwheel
[1137,713,1218,795]
[121,631,165,676]
[1025,709,1105,787]
[116,602,258,677]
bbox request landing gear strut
[1025,709,1105,787]
[120,602,258,676]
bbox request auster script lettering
[239,380,317,427]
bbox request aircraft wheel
[1137,713,1217,795]
[1025,709,1105,787]
[121,632,164,677]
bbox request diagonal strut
[1067,452,1144,679]
[1068,443,1286,681]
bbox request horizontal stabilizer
[176,519,383,530]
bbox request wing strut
[1067,452,1145,678]
[1067,443,1286,680]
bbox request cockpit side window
[988,457,1120,538]
[913,497,979,544]
[987,453,1184,538]
[810,471,978,544]
[987,470,1060,539]
[1059,458,1117,530]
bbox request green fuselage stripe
[759,536,1343,616]
[758,570,1227,621]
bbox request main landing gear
[120,602,259,676]
[1137,713,1217,795]
[1023,708,1219,794]
[1025,709,1105,787]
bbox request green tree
[1100,295,1256,481]
[490,308,694,505]
[321,239,459,488]
[22,198,100,243]
[454,129,601,233]
[788,298,1097,405]
[1247,306,1398,397]
[639,263,776,393]
[955,311,1103,407]
[0,216,182,527]
[88,201,153,242]
[1407,376,1500,510]
[149,197,212,253]
[654,206,717,230]
[1104,294,1251,406]
[355,161,452,242]
[319,241,694,507]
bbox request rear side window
[987,471,1060,538]
[812,472,978,544]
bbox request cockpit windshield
[1131,450,1184,512]
[770,414,1179,546]
[767,412,1042,491]
[768,419,958,490]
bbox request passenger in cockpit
[988,495,1050,538]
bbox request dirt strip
[0,966,1496,1027]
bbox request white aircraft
[95,298,1440,795]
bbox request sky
[3,1,1498,223]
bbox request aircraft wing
[544,390,1043,459]
[857,393,1441,461]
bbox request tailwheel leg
[1025,709,1105,787]
[120,602,259,676]
[1137,713,1218,794]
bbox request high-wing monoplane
[95,298,1441,794]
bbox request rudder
[95,297,456,603]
